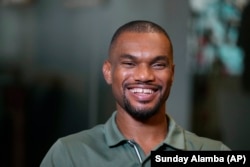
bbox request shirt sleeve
[40,139,74,167]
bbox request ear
[171,64,175,85]
[102,60,112,85]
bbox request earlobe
[102,60,112,85]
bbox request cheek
[111,69,128,94]
[157,73,173,90]
[112,68,131,85]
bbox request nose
[133,64,154,82]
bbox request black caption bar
[151,151,249,167]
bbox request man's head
[103,20,175,121]
[109,20,173,60]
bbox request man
[40,20,230,167]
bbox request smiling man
[40,20,230,167]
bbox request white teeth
[130,88,154,94]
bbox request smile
[130,88,154,94]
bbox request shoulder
[40,125,106,167]
[166,115,230,151]
[183,130,230,150]
[59,124,105,148]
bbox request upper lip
[125,83,160,91]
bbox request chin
[123,93,163,121]
[125,106,160,121]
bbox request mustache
[123,81,162,90]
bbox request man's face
[103,32,174,120]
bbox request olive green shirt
[40,112,230,167]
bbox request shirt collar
[104,111,186,150]
[162,115,186,150]
[104,112,127,147]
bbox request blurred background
[0,0,249,166]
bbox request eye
[121,61,136,68]
[152,63,167,70]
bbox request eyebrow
[152,55,169,62]
[119,54,137,61]
[119,54,170,63]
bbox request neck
[116,108,168,155]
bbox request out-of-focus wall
[0,0,190,166]
[1,0,191,129]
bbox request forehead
[109,32,173,60]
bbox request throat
[116,109,168,154]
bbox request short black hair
[109,20,173,54]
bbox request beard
[122,91,163,121]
